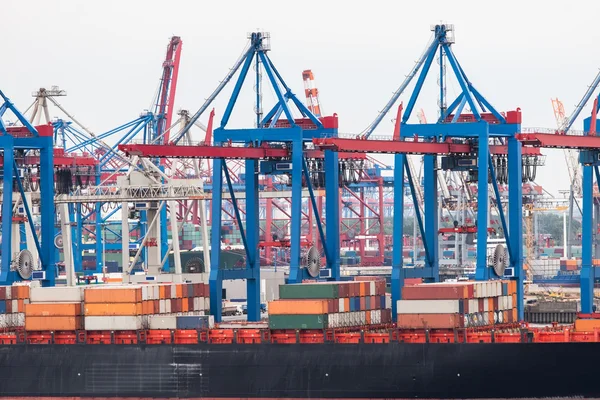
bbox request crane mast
[302,70,322,117]
[155,36,183,143]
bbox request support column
[594,199,600,258]
[95,166,103,274]
[423,154,439,281]
[475,129,490,281]
[74,203,83,273]
[169,200,182,276]
[121,201,130,274]
[508,137,524,320]
[0,144,14,284]
[40,141,55,287]
[209,158,224,322]
[288,140,304,283]
[246,159,261,321]
[325,150,340,280]
[581,164,594,314]
[391,153,405,321]
[60,204,75,286]
[199,197,211,272]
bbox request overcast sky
[2,0,600,196]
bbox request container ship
[1,278,600,399]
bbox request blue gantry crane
[0,89,55,286]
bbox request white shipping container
[338,298,345,313]
[148,315,177,330]
[165,300,171,314]
[496,281,502,297]
[30,287,84,303]
[171,284,177,299]
[5,286,11,300]
[369,281,376,295]
[84,316,144,331]
[13,313,25,327]
[204,298,210,312]
[373,309,381,324]
[483,299,489,312]
[508,295,513,310]
[397,299,462,314]
[0,314,10,328]
[360,311,366,325]
[11,300,17,312]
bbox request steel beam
[391,153,405,320]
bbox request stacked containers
[84,286,145,330]
[0,284,31,329]
[268,280,391,330]
[25,286,85,331]
[396,280,518,329]
[84,282,210,331]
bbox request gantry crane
[302,70,322,117]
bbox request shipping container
[268,314,327,330]
[25,302,82,317]
[279,283,339,299]
[84,315,146,331]
[25,316,83,331]
[84,302,142,316]
[84,287,142,303]
[402,284,471,300]
[176,315,215,329]
[148,315,177,330]
[30,287,85,303]
[397,299,464,314]
[397,313,464,329]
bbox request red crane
[156,36,183,144]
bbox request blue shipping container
[176,315,212,330]
[380,295,385,310]
[0,300,5,314]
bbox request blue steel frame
[0,90,55,286]
[209,32,338,322]
[377,25,524,321]
[52,113,168,276]
[579,111,600,312]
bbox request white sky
[2,0,600,196]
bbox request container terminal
[1,21,600,399]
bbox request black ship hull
[0,343,597,399]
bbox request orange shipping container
[402,284,471,300]
[25,302,82,317]
[159,285,166,299]
[575,318,600,332]
[268,299,329,315]
[182,299,189,313]
[397,313,464,329]
[359,282,366,297]
[366,310,371,325]
[18,299,25,313]
[25,316,82,331]
[176,284,183,299]
[512,308,518,322]
[84,302,142,316]
[344,298,350,312]
[84,287,141,303]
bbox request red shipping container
[188,297,194,311]
[165,285,171,299]
[339,283,348,298]
[360,297,366,311]
[493,297,499,310]
[397,313,464,329]
[327,299,335,313]
[371,295,377,310]
[402,284,470,300]
[478,298,484,313]
[404,278,423,286]
[333,298,339,313]
[0,287,5,300]
[6,299,12,313]
[354,276,386,282]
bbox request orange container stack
[84,282,209,331]
[397,280,518,329]
[25,303,83,331]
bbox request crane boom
[156,36,183,143]
[361,37,438,139]
[302,70,322,117]
[562,69,600,134]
